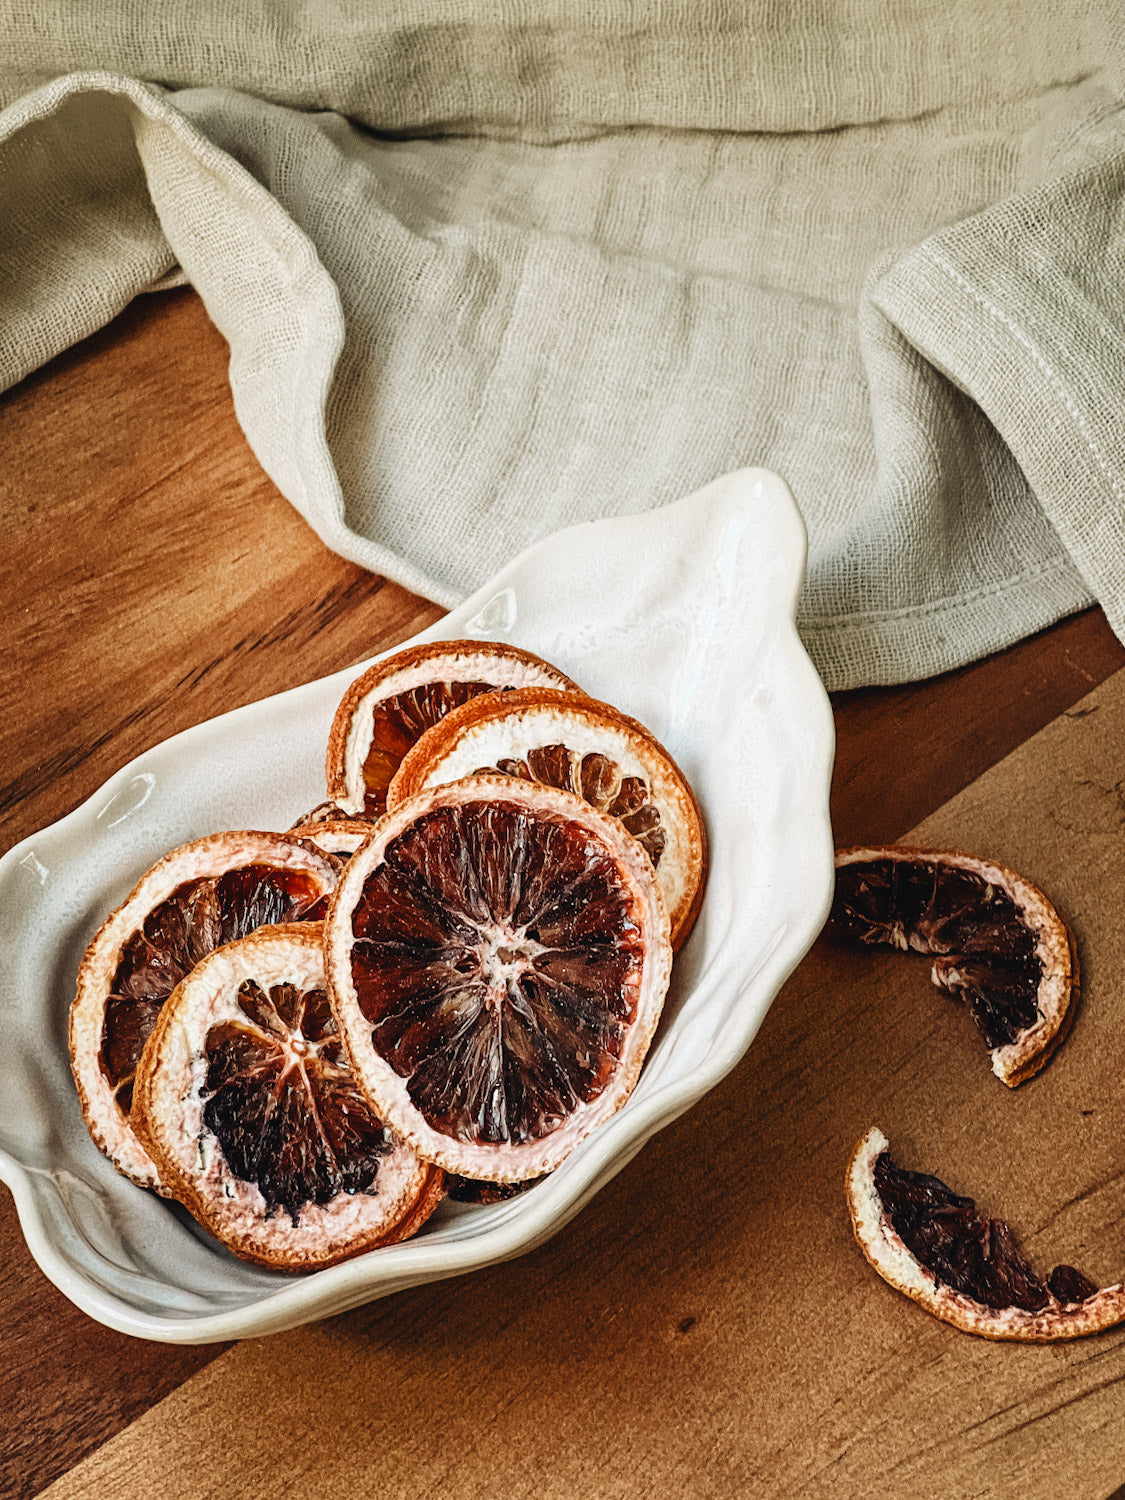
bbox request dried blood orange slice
[830,847,1076,1086]
[389,687,705,948]
[70,832,340,1192]
[325,776,672,1182]
[290,819,372,859]
[290,800,348,828]
[325,640,579,818]
[132,926,443,1270]
[848,1127,1125,1341]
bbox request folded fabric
[1,3,1122,690]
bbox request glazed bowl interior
[0,467,835,1341]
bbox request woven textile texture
[2,3,1123,689]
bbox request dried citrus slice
[830,846,1076,1086]
[848,1127,1125,1341]
[290,799,348,827]
[70,832,340,1192]
[326,776,672,1182]
[132,926,443,1270]
[290,819,372,859]
[325,640,579,818]
[389,687,705,948]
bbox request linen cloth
[1,3,1123,691]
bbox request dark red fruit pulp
[830,859,1041,1049]
[362,680,500,815]
[202,979,387,1224]
[486,746,667,867]
[446,1174,540,1204]
[874,1150,1098,1311]
[101,865,328,1112]
[350,800,645,1147]
[1047,1264,1099,1304]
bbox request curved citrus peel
[831,846,1076,1086]
[290,818,373,859]
[132,925,443,1270]
[69,831,340,1192]
[325,775,673,1182]
[290,800,349,828]
[325,640,579,818]
[848,1127,1125,1342]
[389,686,706,948]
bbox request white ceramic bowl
[0,468,834,1342]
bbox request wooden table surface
[4,288,1125,1499]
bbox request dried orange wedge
[830,847,1076,1086]
[325,640,579,818]
[70,831,340,1192]
[132,925,443,1270]
[389,687,705,948]
[848,1127,1125,1341]
[325,776,672,1182]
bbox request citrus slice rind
[389,687,706,948]
[325,640,579,818]
[289,800,349,828]
[69,831,340,1193]
[132,926,443,1271]
[832,846,1076,1087]
[325,775,673,1182]
[847,1127,1125,1342]
[290,819,373,859]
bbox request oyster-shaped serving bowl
[0,468,834,1341]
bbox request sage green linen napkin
[1,4,1122,690]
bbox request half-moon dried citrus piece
[325,640,579,818]
[830,846,1076,1086]
[70,832,340,1192]
[326,776,672,1182]
[132,925,443,1270]
[848,1127,1125,1341]
[389,687,705,948]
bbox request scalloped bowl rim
[0,467,835,1342]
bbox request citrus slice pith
[70,831,340,1192]
[848,1127,1125,1341]
[132,926,443,1270]
[325,640,579,819]
[326,775,673,1182]
[389,687,705,948]
[830,846,1076,1086]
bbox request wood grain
[0,289,437,1500]
[42,667,1125,1500]
[0,287,441,852]
[2,288,1123,1497]
[831,610,1125,849]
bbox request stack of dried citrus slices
[69,640,705,1272]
